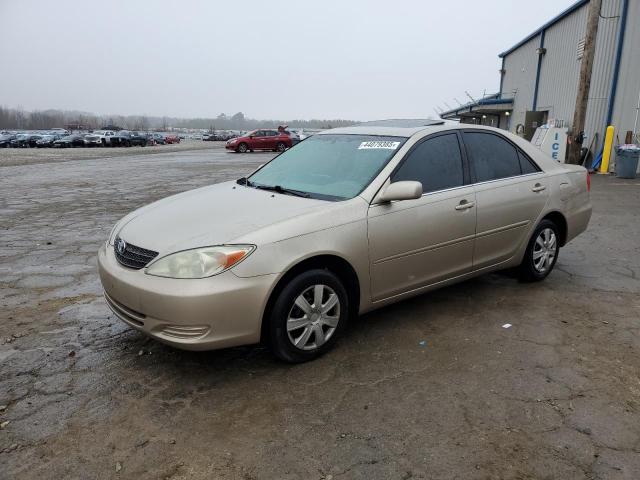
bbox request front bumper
[225,143,238,150]
[97,244,277,351]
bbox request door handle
[532,183,546,192]
[455,200,475,211]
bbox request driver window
[392,134,464,194]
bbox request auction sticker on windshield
[358,141,401,150]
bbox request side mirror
[377,181,423,203]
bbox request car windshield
[247,134,406,201]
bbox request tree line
[0,106,357,131]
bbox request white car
[92,130,116,146]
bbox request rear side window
[464,132,521,182]
[518,150,539,174]
[392,133,464,193]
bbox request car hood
[116,181,332,253]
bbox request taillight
[586,173,591,192]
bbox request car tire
[519,219,560,282]
[237,142,248,153]
[276,142,286,152]
[269,269,349,363]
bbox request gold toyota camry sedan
[98,120,592,362]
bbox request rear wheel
[237,142,248,153]
[519,219,559,282]
[269,269,348,363]
[276,142,286,152]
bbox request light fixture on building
[482,115,487,119]
[536,47,547,56]
[505,111,511,116]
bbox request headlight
[107,222,120,245]
[145,245,255,279]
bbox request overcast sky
[0,0,576,121]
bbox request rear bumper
[97,244,277,351]
[566,202,592,244]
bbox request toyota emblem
[116,238,126,254]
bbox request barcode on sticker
[358,141,401,150]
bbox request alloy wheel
[533,227,557,273]
[287,284,340,351]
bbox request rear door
[367,132,477,300]
[265,130,278,149]
[462,130,549,269]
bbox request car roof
[321,119,447,138]
[320,122,511,138]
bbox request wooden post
[567,0,602,164]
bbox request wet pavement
[1,148,639,479]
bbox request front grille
[114,237,158,270]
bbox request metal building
[440,0,639,165]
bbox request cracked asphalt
[1,146,639,479]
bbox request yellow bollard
[599,125,615,174]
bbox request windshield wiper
[253,184,310,198]
[236,178,310,198]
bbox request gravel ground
[0,140,225,167]
[0,148,639,479]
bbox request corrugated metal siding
[500,35,540,132]
[535,4,588,128]
[611,0,640,171]
[503,0,623,150]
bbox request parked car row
[203,131,239,141]
[0,130,182,148]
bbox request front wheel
[519,219,560,282]
[237,142,248,153]
[269,269,349,363]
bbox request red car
[165,134,180,144]
[225,129,292,153]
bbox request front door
[251,130,268,150]
[367,132,477,301]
